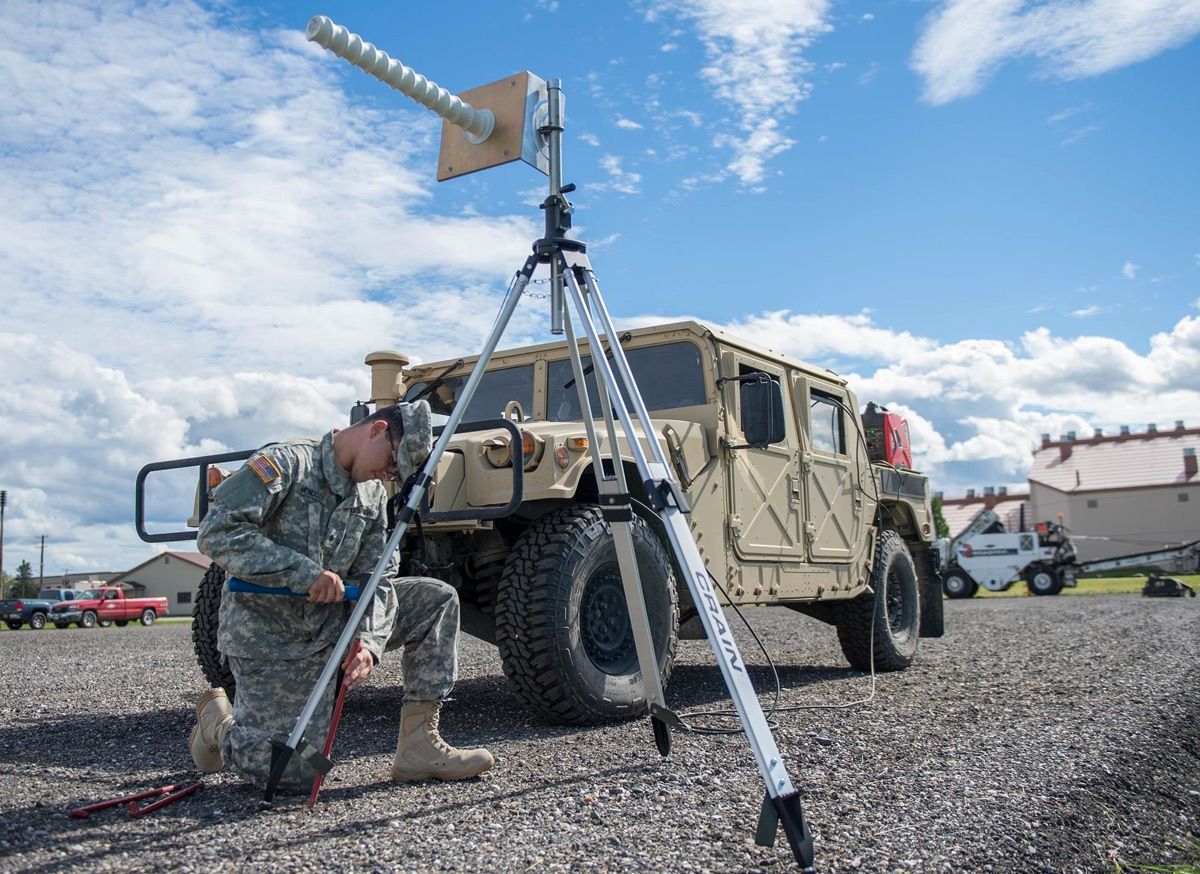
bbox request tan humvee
[364,320,942,725]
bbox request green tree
[931,495,950,540]
[14,561,36,597]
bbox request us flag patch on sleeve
[248,454,283,487]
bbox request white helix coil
[306,16,495,144]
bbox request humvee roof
[399,320,848,387]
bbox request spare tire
[193,562,235,699]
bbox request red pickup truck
[48,587,169,629]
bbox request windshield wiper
[410,359,465,403]
[562,332,631,390]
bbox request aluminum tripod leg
[559,305,672,753]
[263,256,539,801]
[558,251,815,870]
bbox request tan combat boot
[390,701,494,782]
[188,688,234,774]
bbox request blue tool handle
[227,578,361,601]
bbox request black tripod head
[536,182,586,258]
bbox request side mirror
[740,378,785,447]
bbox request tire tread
[495,505,677,725]
[836,530,920,672]
[193,563,236,698]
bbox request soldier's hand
[342,645,374,691]
[308,570,345,603]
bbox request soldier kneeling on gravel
[189,402,493,793]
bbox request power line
[0,490,7,600]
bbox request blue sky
[1,0,1198,573]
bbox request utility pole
[40,535,45,589]
[0,490,7,600]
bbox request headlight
[482,430,545,470]
[482,437,512,468]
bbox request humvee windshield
[546,341,706,420]
[405,341,707,421]
[407,365,535,420]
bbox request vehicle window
[37,590,57,599]
[738,366,785,445]
[103,590,119,600]
[810,390,845,454]
[81,590,103,599]
[405,365,534,422]
[546,342,707,421]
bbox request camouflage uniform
[197,430,458,792]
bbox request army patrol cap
[387,400,432,483]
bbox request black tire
[1026,566,1063,596]
[29,612,46,630]
[495,505,679,725]
[54,622,70,630]
[194,563,235,699]
[836,530,921,672]
[5,621,21,631]
[99,619,113,627]
[942,568,978,599]
[80,611,97,629]
[140,608,157,626]
[114,620,128,627]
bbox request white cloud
[720,310,937,364]
[1046,102,1091,125]
[594,155,643,194]
[616,307,1200,496]
[661,42,679,51]
[588,233,622,250]
[0,0,546,572]
[1059,123,1101,146]
[1123,260,1140,279]
[646,0,832,184]
[862,13,876,22]
[912,0,1200,105]
[1070,305,1106,318]
[580,132,601,147]
[615,116,644,130]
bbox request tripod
[267,22,816,871]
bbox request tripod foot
[649,703,687,757]
[651,715,671,757]
[756,791,815,871]
[263,739,292,804]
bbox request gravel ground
[0,595,1196,873]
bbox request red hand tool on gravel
[307,638,362,811]
[70,782,203,819]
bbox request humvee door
[724,356,806,561]
[796,378,862,562]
